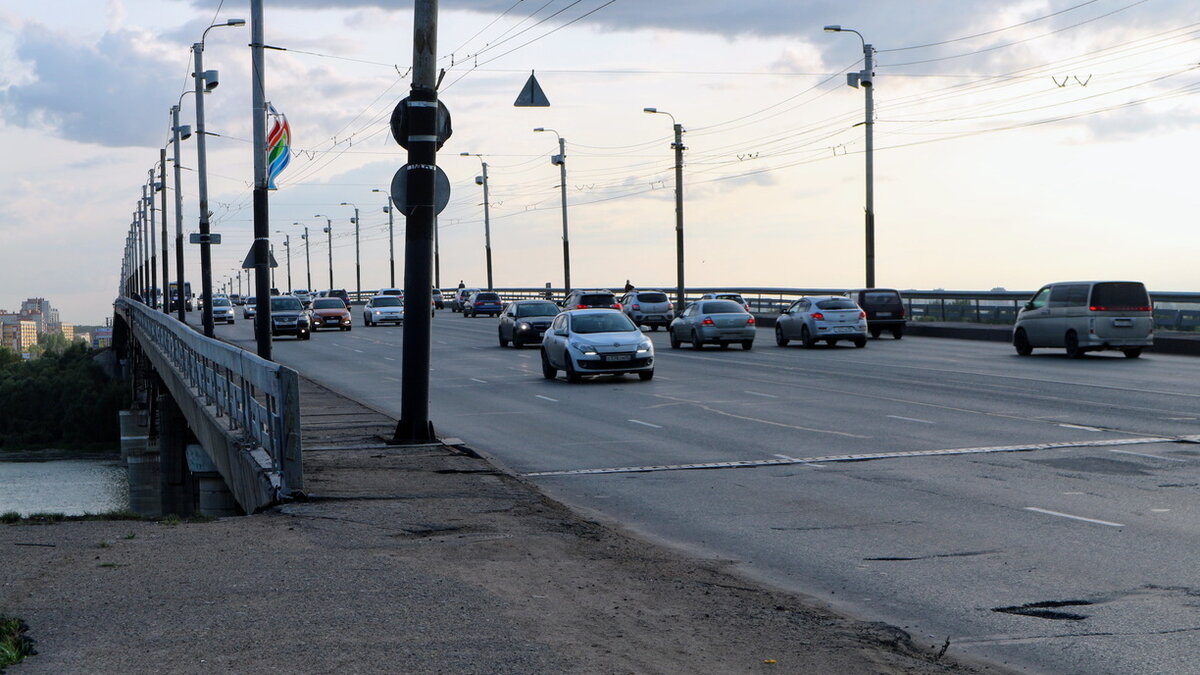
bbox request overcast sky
[2,0,1198,324]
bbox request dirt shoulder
[0,377,1005,674]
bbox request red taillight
[743,304,750,312]
[899,309,905,318]
[575,304,588,309]
[667,303,673,310]
[632,304,641,310]
[746,316,756,325]
[613,302,623,310]
[702,317,715,325]
[1090,305,1152,312]
[860,311,866,318]
[812,312,825,321]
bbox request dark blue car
[463,291,504,317]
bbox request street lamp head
[824,25,842,32]
[642,107,657,114]
[202,69,220,91]
[460,152,471,157]
[371,188,382,193]
[533,127,545,132]
[225,18,246,26]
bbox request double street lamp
[338,201,361,299]
[276,229,292,293]
[533,127,570,294]
[371,188,397,287]
[460,152,493,290]
[315,214,333,290]
[643,107,686,312]
[825,24,877,289]
[295,222,313,292]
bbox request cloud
[0,22,179,147]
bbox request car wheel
[853,337,867,348]
[344,326,351,331]
[540,350,556,380]
[1065,331,1084,359]
[498,329,509,348]
[742,340,754,350]
[825,339,837,347]
[1013,328,1033,356]
[670,331,681,349]
[1122,347,1143,359]
[719,342,730,350]
[302,331,311,340]
[775,325,788,347]
[691,331,703,350]
[892,327,904,340]
[801,326,815,349]
[870,327,882,339]
[651,325,658,332]
[565,357,582,383]
[638,369,655,381]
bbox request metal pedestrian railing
[117,297,301,499]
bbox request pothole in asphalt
[992,600,1092,620]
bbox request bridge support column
[158,392,194,517]
[186,444,239,517]
[120,409,162,517]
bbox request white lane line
[1024,507,1124,528]
[887,415,935,425]
[1151,509,1171,513]
[469,378,488,384]
[1108,448,1185,462]
[745,391,778,398]
[535,395,558,402]
[523,435,1179,477]
[384,357,396,361]
[628,419,663,429]
[384,376,400,382]
[1058,423,1104,432]
[353,349,364,353]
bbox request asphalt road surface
[216,309,1200,674]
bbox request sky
[2,0,1198,324]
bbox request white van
[1013,281,1153,358]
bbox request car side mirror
[639,325,650,332]
[1024,302,1034,311]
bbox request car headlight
[637,340,652,354]
[517,322,530,330]
[571,342,597,355]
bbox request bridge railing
[117,297,301,499]
[429,286,1200,332]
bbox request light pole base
[390,419,437,445]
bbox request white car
[243,296,257,319]
[210,296,235,324]
[541,309,654,382]
[775,296,867,348]
[363,295,404,326]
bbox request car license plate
[835,326,853,333]
[876,311,892,317]
[1113,318,1133,327]
[605,354,632,362]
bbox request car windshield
[637,292,669,303]
[716,294,744,302]
[212,298,231,307]
[700,300,745,314]
[379,289,402,296]
[517,302,558,317]
[576,294,614,305]
[816,299,858,310]
[571,312,636,334]
[313,298,345,309]
[372,297,401,307]
[863,291,900,305]
[295,290,309,296]
[475,293,500,302]
[245,297,256,303]
[271,297,303,311]
[1090,282,1150,309]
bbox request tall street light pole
[170,101,191,321]
[146,171,158,309]
[193,17,245,337]
[315,214,333,290]
[248,0,273,360]
[533,127,570,294]
[644,108,686,312]
[339,201,361,299]
[276,230,292,292]
[158,150,169,314]
[296,222,313,292]
[372,188,397,287]
[825,25,876,289]
[460,152,493,290]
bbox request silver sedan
[668,300,756,350]
[775,296,867,348]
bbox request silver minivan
[1013,281,1153,358]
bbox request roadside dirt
[0,377,1007,674]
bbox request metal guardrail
[425,286,1200,332]
[117,298,301,500]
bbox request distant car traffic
[775,296,867,348]
[498,300,558,347]
[363,295,404,326]
[451,288,478,312]
[844,288,906,339]
[668,299,756,350]
[619,290,673,330]
[378,287,403,297]
[267,295,311,339]
[243,296,257,319]
[317,289,351,306]
[541,309,654,382]
[561,289,621,310]
[293,289,313,308]
[311,297,352,331]
[229,293,243,306]
[698,292,750,313]
[1012,280,1153,358]
[432,289,445,309]
[210,296,235,324]
[463,291,503,317]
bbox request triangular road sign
[514,71,550,107]
[242,247,279,269]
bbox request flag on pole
[267,105,291,190]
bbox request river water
[0,458,129,516]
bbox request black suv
[561,289,621,310]
[844,288,906,339]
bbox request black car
[498,300,559,348]
[320,288,351,306]
[266,295,312,340]
[561,289,621,310]
[844,288,906,339]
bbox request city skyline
[3,1,1198,324]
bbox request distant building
[61,324,76,341]
[92,327,113,349]
[19,298,57,333]
[0,319,39,355]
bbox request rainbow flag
[266,105,291,190]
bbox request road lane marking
[535,395,558,402]
[354,349,364,353]
[887,415,935,424]
[651,393,868,438]
[1107,448,1185,462]
[523,435,1183,477]
[745,391,777,398]
[1151,509,1171,512]
[1023,507,1124,528]
[628,419,663,429]
[384,357,395,361]
[1058,423,1103,432]
[470,378,488,384]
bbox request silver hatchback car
[775,296,867,348]
[541,309,654,382]
[668,300,756,350]
[620,290,673,330]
